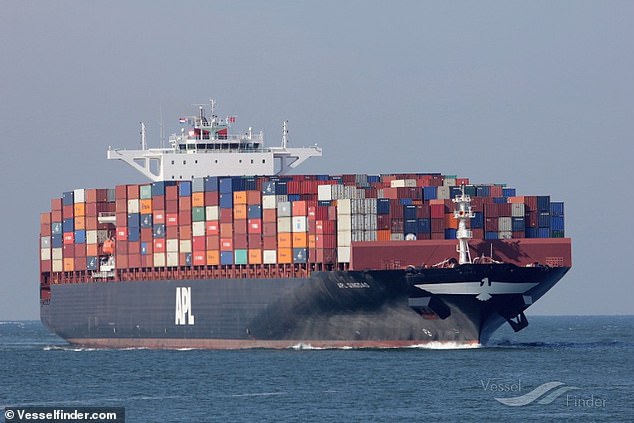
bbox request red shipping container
[292,201,307,216]
[115,241,128,254]
[74,257,87,270]
[234,233,248,249]
[263,222,277,237]
[115,185,127,200]
[179,211,192,226]
[263,236,277,250]
[431,232,445,240]
[128,254,141,268]
[220,222,233,237]
[116,212,127,227]
[63,243,75,257]
[248,234,263,249]
[166,200,178,213]
[192,236,206,251]
[141,255,154,268]
[127,184,140,199]
[165,185,178,201]
[247,190,261,205]
[234,219,247,235]
[431,218,445,233]
[74,244,86,258]
[430,204,445,219]
[52,210,62,222]
[263,209,277,222]
[63,204,74,218]
[153,239,166,252]
[248,219,262,234]
[166,213,178,226]
[220,238,233,251]
[141,228,153,242]
[417,205,431,219]
[152,195,165,209]
[51,198,63,211]
[153,211,165,224]
[179,225,192,240]
[115,228,127,241]
[85,202,97,216]
[192,252,206,266]
[128,241,141,254]
[206,221,219,235]
[206,235,219,249]
[179,196,192,211]
[205,191,218,206]
[220,208,233,223]
[166,226,178,239]
[116,254,128,269]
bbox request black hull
[41,265,569,348]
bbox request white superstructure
[453,186,476,264]
[107,100,322,181]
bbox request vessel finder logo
[493,381,579,406]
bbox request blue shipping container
[293,248,308,263]
[377,199,390,215]
[127,213,140,228]
[51,222,62,235]
[417,218,431,233]
[471,212,484,229]
[140,214,153,228]
[62,218,74,233]
[178,181,192,196]
[538,213,551,228]
[476,186,491,197]
[219,178,233,193]
[221,251,234,265]
[287,194,301,202]
[153,224,165,238]
[503,188,516,197]
[445,229,457,239]
[399,198,413,206]
[550,216,565,231]
[403,205,417,219]
[62,191,74,206]
[248,205,262,219]
[404,219,418,234]
[204,177,218,192]
[74,230,86,244]
[537,196,551,212]
[262,181,276,195]
[485,231,498,240]
[512,217,525,232]
[219,193,233,209]
[128,228,140,242]
[423,186,437,201]
[86,256,98,271]
[550,202,565,216]
[141,242,149,255]
[51,234,63,248]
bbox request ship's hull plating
[41,264,569,348]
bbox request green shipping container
[192,207,206,222]
[234,249,248,265]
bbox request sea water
[1,316,632,422]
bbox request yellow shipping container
[292,232,307,248]
[74,216,86,230]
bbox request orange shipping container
[73,203,85,217]
[263,209,277,222]
[140,199,152,213]
[192,192,205,208]
[377,230,391,241]
[234,204,247,220]
[220,238,233,251]
[308,235,316,249]
[247,190,261,205]
[233,191,247,205]
[248,249,262,264]
[220,223,233,237]
[278,248,293,264]
[86,244,99,256]
[292,201,307,216]
[206,250,220,265]
[74,216,86,230]
[277,232,292,248]
[445,213,458,229]
[508,196,525,204]
[292,232,307,248]
[192,252,206,266]
[63,258,74,271]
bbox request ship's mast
[453,185,475,264]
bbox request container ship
[39,101,571,348]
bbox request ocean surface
[1,316,632,422]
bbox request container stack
[41,173,566,273]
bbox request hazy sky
[1,1,632,320]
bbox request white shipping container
[354,188,366,199]
[498,217,512,232]
[404,179,417,187]
[52,248,63,260]
[364,231,377,242]
[166,239,179,252]
[97,230,109,243]
[73,188,85,203]
[391,233,405,241]
[166,252,179,266]
[277,201,292,217]
[511,203,525,217]
[192,221,206,237]
[351,199,365,214]
[443,178,457,187]
[365,198,377,214]
[337,230,352,247]
[127,199,140,213]
[292,216,307,232]
[351,214,365,231]
[206,206,219,220]
[337,198,351,215]
[437,186,451,200]
[337,246,351,263]
[263,250,277,264]
[499,231,513,239]
[364,214,377,231]
[390,179,406,188]
[52,259,63,272]
[352,230,364,242]
[275,195,288,204]
[337,214,352,231]
[153,252,166,267]
[277,217,291,232]
[318,185,332,201]
[262,195,277,209]
[179,240,192,253]
[41,236,51,248]
[86,230,97,244]
[41,248,51,261]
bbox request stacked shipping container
[40,174,565,275]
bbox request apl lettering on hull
[175,287,195,325]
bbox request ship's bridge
[107,101,321,181]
